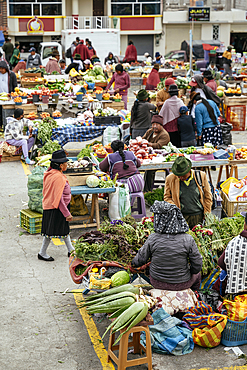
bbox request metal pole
[189,19,193,76]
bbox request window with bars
[9,0,62,16]
[111,0,161,16]
[212,24,219,40]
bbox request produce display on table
[175,76,191,89]
[37,116,58,143]
[129,137,157,161]
[67,158,90,170]
[93,107,118,117]
[24,67,46,75]
[39,140,61,155]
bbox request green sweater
[180,178,203,215]
[9,48,20,66]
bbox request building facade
[5,0,247,57]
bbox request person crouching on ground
[131,201,202,291]
[177,106,197,148]
[164,156,212,229]
[38,150,75,261]
[4,108,35,165]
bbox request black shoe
[38,253,54,261]
[68,252,71,257]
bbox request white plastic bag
[228,182,247,201]
[108,183,131,221]
[103,126,121,146]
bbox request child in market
[4,108,35,164]
[177,106,197,148]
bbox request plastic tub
[87,82,95,90]
[52,93,59,104]
[190,153,215,161]
[32,95,39,103]
[95,93,103,101]
[76,94,83,102]
[42,95,49,104]
[220,177,238,195]
[15,102,22,106]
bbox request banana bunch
[0,92,9,101]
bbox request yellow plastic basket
[220,177,238,195]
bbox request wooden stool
[107,325,152,370]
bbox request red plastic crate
[225,105,246,131]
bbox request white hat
[144,52,149,57]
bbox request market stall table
[70,185,116,230]
[50,124,118,147]
[217,159,247,184]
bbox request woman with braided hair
[193,94,223,147]
[99,140,144,193]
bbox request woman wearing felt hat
[130,89,156,139]
[38,150,74,262]
[65,53,85,74]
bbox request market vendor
[45,50,60,74]
[193,94,223,147]
[145,64,160,91]
[83,59,91,71]
[9,42,20,69]
[142,114,170,192]
[217,212,247,296]
[164,156,212,228]
[131,201,202,290]
[0,61,17,93]
[104,52,118,65]
[39,150,75,262]
[159,84,185,148]
[222,45,233,78]
[123,40,137,63]
[207,60,218,76]
[130,89,156,139]
[4,108,35,165]
[189,75,221,109]
[203,70,217,93]
[105,64,130,109]
[65,54,84,74]
[13,59,26,73]
[59,59,66,74]
[156,77,175,112]
[72,39,90,62]
[26,47,42,70]
[99,140,144,193]
[153,52,162,65]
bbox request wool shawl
[159,96,185,126]
[42,168,67,210]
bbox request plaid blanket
[50,124,117,147]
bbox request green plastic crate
[20,208,42,234]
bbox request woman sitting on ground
[99,140,144,193]
[131,201,202,291]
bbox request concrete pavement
[1,130,247,369]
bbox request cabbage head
[93,65,104,76]
[95,75,106,82]
[86,175,100,188]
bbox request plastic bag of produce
[108,184,131,221]
[70,195,88,216]
[27,166,47,214]
[103,126,121,146]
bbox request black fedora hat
[50,150,69,163]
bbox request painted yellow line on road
[73,292,115,370]
[21,161,31,176]
[190,367,247,370]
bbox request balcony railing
[65,16,111,30]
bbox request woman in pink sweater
[45,50,61,74]
[105,64,130,109]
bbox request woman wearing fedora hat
[38,150,74,261]
[130,89,156,139]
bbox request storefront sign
[188,7,210,22]
[27,17,44,34]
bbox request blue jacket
[195,100,220,136]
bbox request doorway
[128,35,154,58]
[93,0,104,16]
